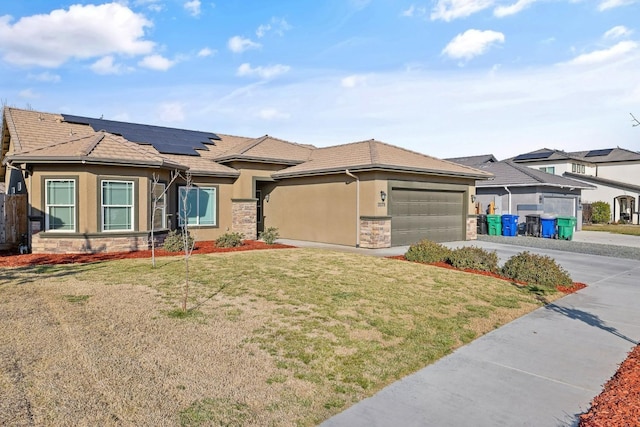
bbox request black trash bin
[525,214,541,237]
[477,214,488,235]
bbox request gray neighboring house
[511,147,640,224]
[448,155,595,230]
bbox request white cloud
[90,56,125,75]
[259,108,290,120]
[350,0,372,11]
[565,41,638,66]
[401,4,428,17]
[431,0,494,21]
[19,88,39,99]
[598,0,637,11]
[442,29,505,60]
[341,74,368,88]
[604,25,633,40]
[138,54,175,71]
[0,3,154,68]
[197,47,215,57]
[494,0,537,17]
[228,36,261,53]
[135,0,165,12]
[184,0,201,17]
[256,17,292,38]
[236,63,290,79]
[27,71,61,83]
[158,102,185,123]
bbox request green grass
[583,224,640,236]
[11,248,551,425]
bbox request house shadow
[544,303,638,345]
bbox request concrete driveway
[321,238,640,427]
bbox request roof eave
[273,164,493,180]
[4,155,187,170]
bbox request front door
[256,189,264,235]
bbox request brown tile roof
[272,139,492,179]
[214,135,313,164]
[7,131,188,169]
[2,107,238,177]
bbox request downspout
[345,169,360,248]
[504,186,512,214]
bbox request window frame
[101,179,135,232]
[178,185,218,227]
[44,178,77,232]
[151,181,167,230]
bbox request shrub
[405,240,452,264]
[216,232,244,248]
[259,227,280,245]
[447,246,499,273]
[591,201,611,224]
[501,251,572,290]
[163,229,194,252]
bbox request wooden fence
[0,194,28,249]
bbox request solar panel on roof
[585,148,613,157]
[513,151,554,161]
[62,114,220,156]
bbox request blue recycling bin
[540,215,557,238]
[501,214,519,237]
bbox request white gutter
[504,186,512,214]
[345,169,360,248]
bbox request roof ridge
[15,132,97,155]
[368,139,379,164]
[82,132,105,156]
[504,160,547,183]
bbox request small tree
[178,171,197,312]
[631,113,639,127]
[591,201,611,224]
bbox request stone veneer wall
[359,216,391,249]
[466,215,478,240]
[231,199,257,241]
[30,233,161,254]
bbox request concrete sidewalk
[313,239,640,426]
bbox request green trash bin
[487,214,502,236]
[556,216,577,240]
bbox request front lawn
[582,224,640,236]
[0,248,552,426]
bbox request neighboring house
[448,156,595,230]
[1,107,491,253]
[511,148,640,224]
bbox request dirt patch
[0,240,295,268]
[579,344,640,426]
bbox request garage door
[543,197,575,217]
[390,188,465,245]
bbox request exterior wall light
[471,195,476,203]
[380,191,387,202]
[265,194,270,202]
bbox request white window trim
[178,186,217,226]
[101,180,135,232]
[45,179,76,232]
[152,182,167,230]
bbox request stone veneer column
[466,215,478,240]
[231,199,258,240]
[359,216,392,249]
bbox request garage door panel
[543,197,575,217]
[391,188,464,245]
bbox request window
[571,163,586,174]
[46,179,76,231]
[179,186,217,226]
[539,166,555,174]
[152,183,166,229]
[102,180,134,231]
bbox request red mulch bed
[0,240,295,268]
[579,344,640,426]
[387,255,587,295]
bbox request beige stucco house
[1,107,490,254]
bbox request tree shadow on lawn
[544,303,637,345]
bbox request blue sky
[0,0,638,160]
